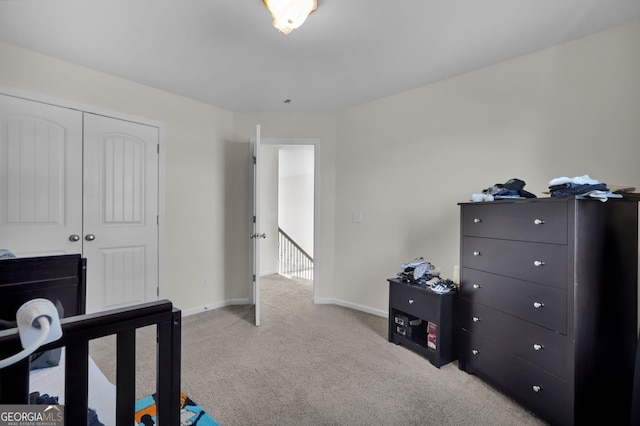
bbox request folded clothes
[548,182,608,196]
[548,174,621,201]
[548,174,601,186]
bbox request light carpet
[91,274,547,425]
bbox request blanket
[135,391,219,426]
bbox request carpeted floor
[91,274,548,425]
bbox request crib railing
[279,227,313,280]
[0,300,181,426]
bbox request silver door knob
[472,284,481,289]
[69,234,80,242]
[532,385,542,393]
[534,219,545,225]
[533,260,545,267]
[533,301,544,309]
[473,251,481,256]
[472,316,480,322]
[473,218,482,223]
[408,299,414,304]
[85,234,96,241]
[472,349,479,355]
[533,344,544,351]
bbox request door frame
[0,84,166,300]
[260,137,320,303]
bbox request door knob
[250,233,267,239]
[85,234,96,241]
[69,234,80,242]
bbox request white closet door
[0,94,83,256]
[83,113,159,313]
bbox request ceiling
[0,0,639,112]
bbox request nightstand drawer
[461,330,569,425]
[462,200,567,244]
[389,280,441,319]
[461,299,568,378]
[462,237,567,288]
[461,268,567,333]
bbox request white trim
[181,298,251,317]
[0,84,167,304]
[260,269,279,277]
[315,298,388,318]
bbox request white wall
[333,19,640,316]
[0,41,246,315]
[1,19,638,318]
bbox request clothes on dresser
[0,249,15,259]
[396,258,457,292]
[471,177,537,202]
[548,174,621,201]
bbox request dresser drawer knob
[534,219,545,225]
[533,301,544,309]
[533,344,544,351]
[473,218,482,223]
[472,349,479,355]
[472,284,481,289]
[472,316,481,322]
[533,260,545,267]
[473,251,481,256]
[532,385,543,393]
[408,299,414,305]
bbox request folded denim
[550,183,608,197]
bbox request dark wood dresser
[458,197,638,425]
[388,278,458,368]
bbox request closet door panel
[83,113,159,313]
[0,94,82,256]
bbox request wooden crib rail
[0,300,181,426]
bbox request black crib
[0,254,181,426]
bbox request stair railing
[278,227,313,280]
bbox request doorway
[259,139,318,301]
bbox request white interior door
[250,125,262,326]
[0,94,83,257]
[83,113,159,313]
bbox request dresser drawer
[460,299,568,379]
[461,201,567,244]
[389,280,441,319]
[460,268,567,333]
[462,237,567,288]
[461,330,569,425]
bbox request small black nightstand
[388,278,458,368]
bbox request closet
[0,93,159,313]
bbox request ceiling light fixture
[263,0,317,35]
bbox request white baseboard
[181,297,388,319]
[181,298,250,317]
[315,298,388,318]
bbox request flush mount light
[263,0,317,35]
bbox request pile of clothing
[548,175,621,202]
[397,257,457,293]
[471,178,537,202]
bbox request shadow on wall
[224,139,251,301]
